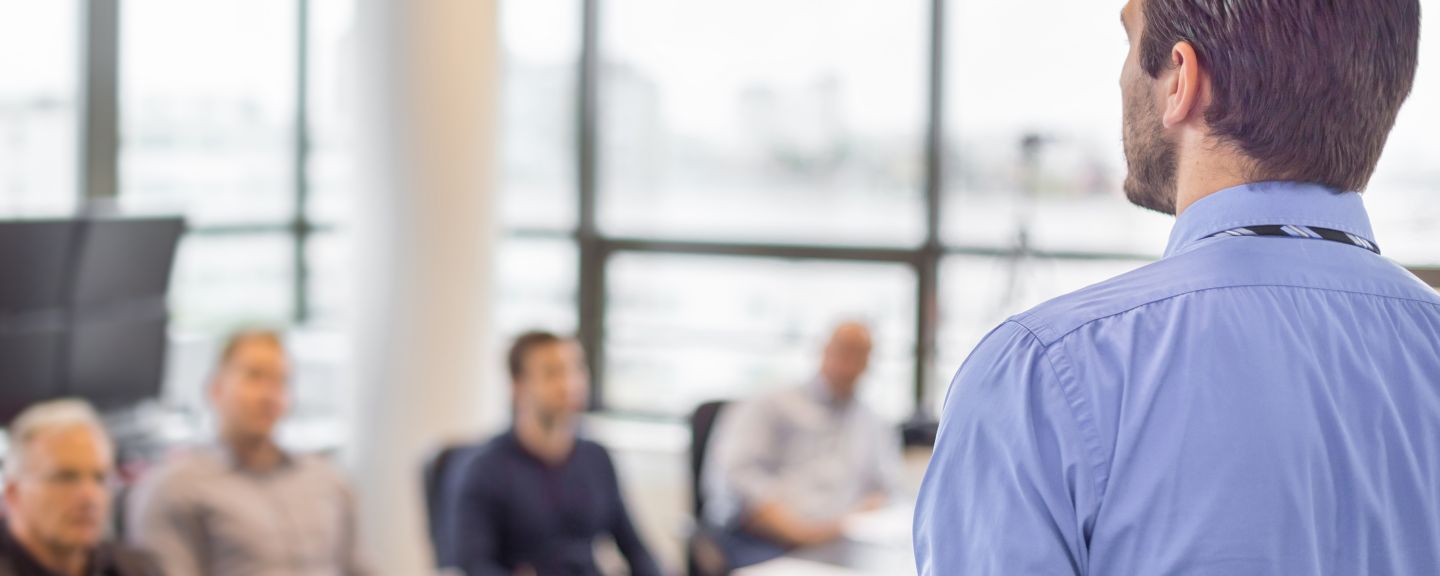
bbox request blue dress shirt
[915,182,1440,575]
[444,432,661,576]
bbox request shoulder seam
[1002,321,1111,509]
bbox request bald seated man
[702,322,905,567]
[0,400,159,576]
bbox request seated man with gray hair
[0,400,159,576]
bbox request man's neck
[6,521,88,576]
[1172,137,1251,216]
[816,375,854,406]
[514,411,577,466]
[223,432,284,473]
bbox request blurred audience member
[702,322,903,567]
[126,330,371,575]
[443,331,660,576]
[1,400,159,576]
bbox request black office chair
[690,400,730,518]
[112,484,131,541]
[423,443,473,568]
[688,400,730,576]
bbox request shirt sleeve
[445,452,512,576]
[599,448,663,576]
[914,321,1101,576]
[125,469,207,576]
[869,415,906,501]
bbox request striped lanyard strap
[1206,224,1380,255]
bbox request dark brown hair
[507,330,564,382]
[1140,0,1421,192]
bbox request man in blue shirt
[444,331,661,576]
[915,1,1437,574]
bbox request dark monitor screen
[0,326,67,423]
[71,218,184,308]
[68,311,169,411]
[0,221,80,312]
[0,217,183,423]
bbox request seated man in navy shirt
[444,331,661,576]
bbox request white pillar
[349,0,501,573]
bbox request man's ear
[4,479,20,511]
[1162,41,1203,129]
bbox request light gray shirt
[126,446,371,576]
[702,379,904,528]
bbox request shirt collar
[809,377,851,411]
[212,441,295,474]
[1164,181,1377,258]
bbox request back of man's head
[1140,0,1421,192]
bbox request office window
[0,1,79,218]
[606,253,917,420]
[500,0,580,231]
[121,0,299,329]
[932,256,1143,411]
[305,0,359,328]
[495,238,580,339]
[598,0,928,246]
[943,0,1171,256]
[119,0,317,334]
[308,0,357,228]
[169,234,295,329]
[306,231,350,326]
[120,0,297,227]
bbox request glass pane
[284,328,349,426]
[933,255,1145,413]
[943,0,1171,256]
[308,234,581,377]
[599,0,927,246]
[494,237,579,338]
[607,253,916,420]
[500,0,579,231]
[305,0,358,326]
[0,1,79,218]
[169,234,294,330]
[307,0,357,226]
[306,231,351,326]
[120,0,297,226]
[1367,12,1440,266]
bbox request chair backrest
[689,400,729,519]
[112,484,130,541]
[423,443,472,567]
